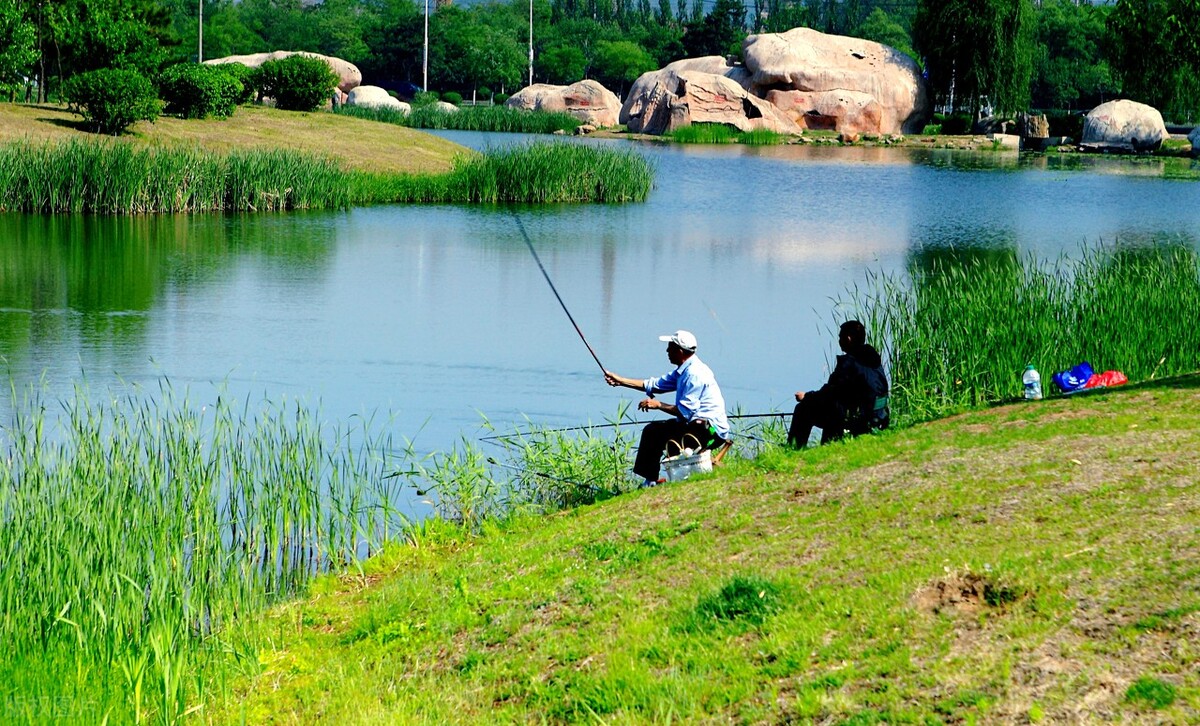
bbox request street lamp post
[528,0,533,87]
[423,0,429,92]
[198,0,203,63]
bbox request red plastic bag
[1083,370,1128,389]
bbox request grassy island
[0,104,654,211]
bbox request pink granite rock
[505,80,621,127]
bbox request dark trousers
[787,391,845,448]
[633,418,714,482]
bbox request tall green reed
[840,239,1200,424]
[667,124,789,145]
[0,138,654,212]
[335,104,583,134]
[385,143,654,204]
[0,383,405,723]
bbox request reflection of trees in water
[0,213,337,357]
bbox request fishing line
[510,212,607,375]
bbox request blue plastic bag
[1052,361,1095,393]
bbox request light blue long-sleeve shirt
[643,355,730,439]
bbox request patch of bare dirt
[912,570,1021,616]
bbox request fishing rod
[511,212,607,375]
[477,411,791,443]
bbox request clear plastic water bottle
[1023,364,1043,400]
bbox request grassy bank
[0,103,461,175]
[219,376,1200,723]
[842,242,1200,425]
[0,138,654,212]
[335,104,582,135]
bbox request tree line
[1,0,1196,121]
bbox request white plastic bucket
[662,449,713,482]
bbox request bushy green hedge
[253,55,339,112]
[159,63,243,119]
[64,68,161,135]
[441,91,463,106]
[211,62,258,105]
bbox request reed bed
[0,384,406,722]
[335,104,582,134]
[0,138,653,212]
[841,241,1200,424]
[386,142,654,204]
[667,123,790,146]
[0,139,375,214]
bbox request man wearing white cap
[604,330,730,486]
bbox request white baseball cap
[658,329,697,351]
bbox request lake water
[1,134,1197,465]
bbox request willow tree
[914,0,1035,116]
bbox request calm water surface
[1,135,1197,461]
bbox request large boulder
[347,85,409,113]
[765,89,880,133]
[205,51,362,94]
[620,65,799,135]
[1189,126,1200,157]
[1081,99,1169,152]
[505,80,621,127]
[741,27,929,135]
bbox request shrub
[442,91,463,106]
[211,62,257,104]
[63,68,160,135]
[412,90,439,106]
[1046,111,1084,140]
[253,55,339,112]
[936,113,972,135]
[494,93,510,105]
[477,86,492,100]
[159,63,243,119]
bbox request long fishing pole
[511,213,607,374]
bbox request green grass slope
[228,379,1200,723]
[0,103,464,174]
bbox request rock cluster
[619,58,798,135]
[205,51,362,95]
[741,27,928,135]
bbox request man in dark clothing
[788,320,889,448]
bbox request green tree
[683,0,746,58]
[1031,0,1113,111]
[0,0,37,98]
[1106,0,1200,120]
[852,7,914,60]
[591,39,655,96]
[914,0,1034,116]
[539,44,587,84]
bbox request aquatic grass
[841,240,1200,424]
[335,104,583,134]
[0,138,654,212]
[0,383,406,722]
[389,142,655,204]
[667,124,790,145]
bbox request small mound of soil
[914,571,1022,616]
